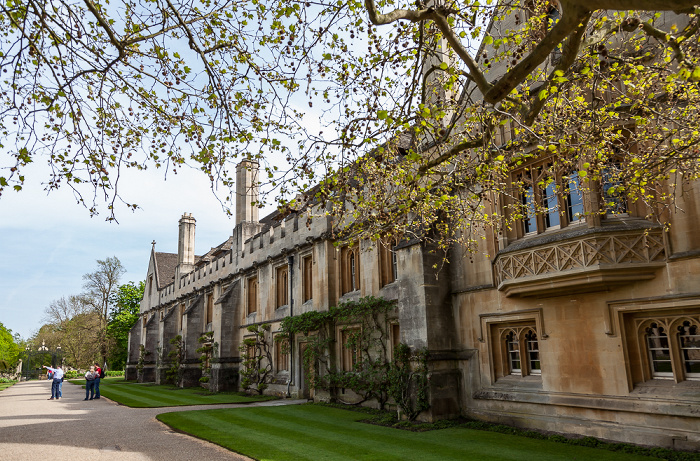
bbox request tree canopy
[107,280,145,370]
[38,257,127,368]
[1,0,698,249]
[0,322,21,370]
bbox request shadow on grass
[67,377,276,408]
[157,404,671,461]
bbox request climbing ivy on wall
[196,331,216,384]
[165,335,184,385]
[388,343,430,420]
[136,344,149,378]
[239,324,274,394]
[279,296,430,418]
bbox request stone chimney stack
[236,161,259,225]
[177,213,196,275]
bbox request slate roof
[195,236,233,267]
[154,252,178,289]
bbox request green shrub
[105,370,124,377]
[0,377,16,383]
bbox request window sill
[631,379,700,400]
[493,374,543,390]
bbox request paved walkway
[0,380,306,460]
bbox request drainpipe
[286,254,294,398]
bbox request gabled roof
[154,252,178,289]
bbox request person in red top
[93,363,102,399]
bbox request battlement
[152,204,331,308]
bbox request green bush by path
[67,378,275,407]
[157,404,662,461]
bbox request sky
[0,160,275,340]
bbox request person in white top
[42,365,64,400]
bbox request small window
[276,265,288,308]
[179,303,186,331]
[276,337,289,373]
[542,179,560,229]
[505,331,522,375]
[628,313,700,384]
[602,161,627,215]
[341,245,360,295]
[302,255,313,303]
[379,238,397,287]
[645,323,673,378]
[496,325,542,379]
[341,328,360,372]
[247,276,258,315]
[391,323,401,350]
[565,171,585,223]
[525,330,541,375]
[679,321,700,379]
[206,293,214,325]
[521,184,537,235]
[148,275,153,296]
[512,162,587,236]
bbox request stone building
[128,8,700,452]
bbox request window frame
[340,244,361,295]
[379,238,398,288]
[205,292,214,326]
[275,264,289,308]
[510,158,586,239]
[274,334,290,373]
[246,275,258,316]
[302,254,313,303]
[498,325,540,378]
[633,315,700,383]
[340,326,361,372]
[479,309,547,385]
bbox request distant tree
[83,256,125,364]
[0,322,21,371]
[107,281,145,370]
[40,295,102,368]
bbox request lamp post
[22,345,30,381]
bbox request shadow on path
[0,380,304,461]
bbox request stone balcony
[494,220,667,297]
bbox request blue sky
[0,160,264,340]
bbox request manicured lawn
[0,382,15,391]
[157,405,659,461]
[68,378,275,408]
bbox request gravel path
[0,380,306,460]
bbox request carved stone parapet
[495,228,667,297]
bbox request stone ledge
[473,386,700,419]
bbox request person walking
[42,365,64,400]
[84,366,98,400]
[94,363,102,399]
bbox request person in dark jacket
[94,363,102,399]
[84,366,97,400]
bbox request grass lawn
[0,382,15,391]
[68,378,276,408]
[157,404,660,461]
